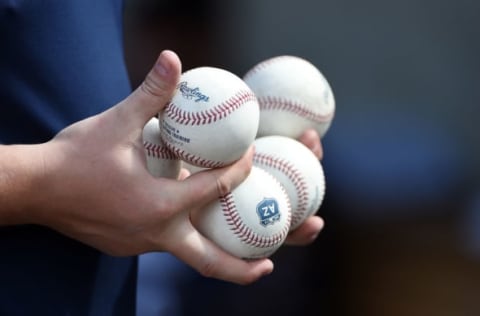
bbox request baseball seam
[257,96,334,123]
[165,90,257,125]
[220,192,291,248]
[166,145,225,168]
[253,153,309,229]
[143,141,177,160]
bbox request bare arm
[0,50,272,285]
[0,143,47,225]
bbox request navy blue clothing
[0,1,137,315]
[0,0,130,143]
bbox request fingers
[292,130,325,244]
[168,219,274,285]
[284,215,324,246]
[298,128,323,159]
[118,50,182,128]
[150,146,270,284]
[171,146,254,212]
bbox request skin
[0,50,324,285]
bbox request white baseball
[243,55,335,139]
[181,160,208,175]
[190,166,292,259]
[159,66,260,168]
[253,135,326,231]
[143,117,181,179]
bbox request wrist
[0,143,51,225]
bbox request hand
[179,130,326,247]
[284,128,325,246]
[27,50,272,285]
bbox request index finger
[167,219,274,285]
[171,145,254,212]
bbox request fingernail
[262,261,274,276]
[156,51,171,77]
[261,269,272,278]
[310,231,320,242]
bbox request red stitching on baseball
[220,193,291,248]
[165,142,225,168]
[165,90,257,126]
[253,153,309,228]
[143,141,177,160]
[257,96,334,124]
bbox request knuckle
[215,177,231,197]
[153,198,177,220]
[196,257,260,285]
[197,259,218,279]
[140,66,176,99]
[140,77,163,98]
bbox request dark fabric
[0,1,137,315]
[0,0,130,143]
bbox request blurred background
[123,0,480,315]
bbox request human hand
[284,129,325,246]
[27,50,272,284]
[178,130,326,247]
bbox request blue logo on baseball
[177,81,210,102]
[256,198,281,226]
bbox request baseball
[243,55,335,139]
[142,117,181,179]
[159,66,260,168]
[253,135,326,231]
[190,166,292,260]
[181,160,208,175]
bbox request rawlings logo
[177,81,210,102]
[256,198,281,226]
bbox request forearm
[0,144,46,225]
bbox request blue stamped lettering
[177,81,210,102]
[256,198,281,226]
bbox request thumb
[120,50,182,127]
